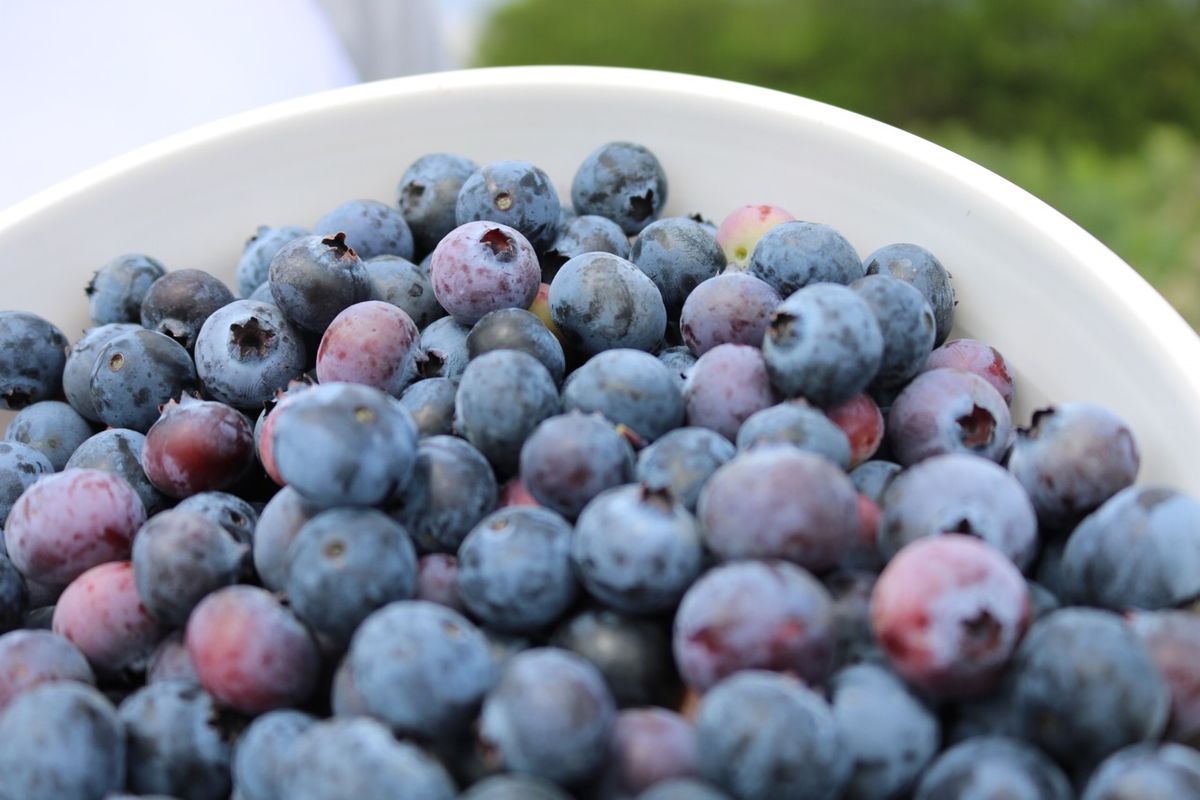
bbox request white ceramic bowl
[3,66,1199,492]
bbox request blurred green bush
[476,0,1200,324]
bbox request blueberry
[682,343,776,440]
[89,328,199,432]
[735,401,851,467]
[315,198,415,261]
[366,254,447,328]
[460,775,571,800]
[390,435,499,553]
[922,337,1016,405]
[748,220,864,297]
[66,428,168,517]
[0,549,28,634]
[656,345,696,390]
[913,736,1071,800]
[830,664,940,800]
[480,647,617,786]
[175,490,257,546]
[142,396,256,499]
[429,221,543,328]
[468,307,566,385]
[887,367,1013,465]
[0,441,54,523]
[851,273,937,388]
[456,160,562,250]
[118,681,236,800]
[0,629,96,712]
[454,350,560,475]
[345,600,493,740]
[637,779,733,800]
[235,224,308,298]
[271,382,418,507]
[848,459,902,504]
[397,152,479,256]
[697,446,859,571]
[879,452,1039,569]
[0,682,125,800]
[0,311,68,409]
[252,486,319,592]
[398,377,458,437]
[456,507,577,633]
[519,412,634,520]
[1062,486,1200,610]
[1009,403,1140,531]
[680,271,781,356]
[635,426,735,512]
[132,509,249,627]
[247,282,274,303]
[562,349,683,442]
[1129,610,1200,747]
[542,213,630,278]
[571,141,668,235]
[140,269,236,352]
[549,252,668,356]
[864,242,956,346]
[600,707,699,797]
[146,631,199,687]
[268,232,373,333]
[420,316,472,381]
[86,253,167,325]
[696,670,850,800]
[280,717,456,800]
[193,299,306,409]
[630,217,726,318]
[316,300,425,396]
[1009,607,1170,770]
[674,560,834,691]
[62,322,141,421]
[233,709,316,800]
[551,608,679,709]
[1083,743,1200,800]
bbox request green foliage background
[476,0,1200,323]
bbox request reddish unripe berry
[1130,611,1200,748]
[186,585,320,714]
[871,534,1031,699]
[415,554,465,613]
[497,477,540,509]
[922,338,1016,406]
[679,272,781,356]
[604,708,699,796]
[0,630,96,712]
[3,468,146,587]
[143,396,255,498]
[430,221,541,325]
[825,393,884,468]
[716,204,795,269]
[255,380,312,486]
[315,301,424,396]
[52,561,166,676]
[528,282,565,346]
[683,344,775,441]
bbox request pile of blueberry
[1,140,1199,800]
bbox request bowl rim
[2,64,1197,360]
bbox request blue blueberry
[762,282,883,407]
[480,647,617,786]
[62,323,141,421]
[879,453,1039,569]
[551,608,679,709]
[0,681,125,800]
[913,736,1071,800]
[748,221,864,297]
[316,198,415,261]
[830,664,940,800]
[519,412,634,519]
[735,401,851,468]
[268,232,373,333]
[696,670,851,800]
[457,507,577,633]
[572,484,702,614]
[271,382,418,507]
[864,242,956,346]
[562,348,683,442]
[5,400,94,471]
[460,775,571,800]
[89,328,199,432]
[0,441,53,522]
[233,709,316,800]
[637,779,732,800]
[0,311,68,410]
[549,252,668,356]
[0,548,28,634]
[456,160,562,250]
[398,377,458,437]
[193,299,307,411]
[1009,607,1170,770]
[344,600,494,740]
[390,435,499,553]
[247,282,274,304]
[1062,486,1200,610]
[1083,743,1200,800]
[397,152,479,256]
[366,254,447,329]
[887,367,1013,465]
[851,273,937,388]
[86,253,166,325]
[65,428,169,516]
[419,316,472,381]
[635,426,735,511]
[235,224,308,298]
[630,217,726,318]
[175,490,257,546]
[280,716,456,800]
[454,350,560,475]
[140,269,236,352]
[848,459,901,504]
[252,486,319,592]
[118,681,235,800]
[133,509,248,627]
[656,345,696,391]
[571,141,668,235]
[1008,403,1140,530]
[542,213,630,278]
[467,307,566,385]
[824,569,884,671]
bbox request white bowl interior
[3,66,1199,493]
